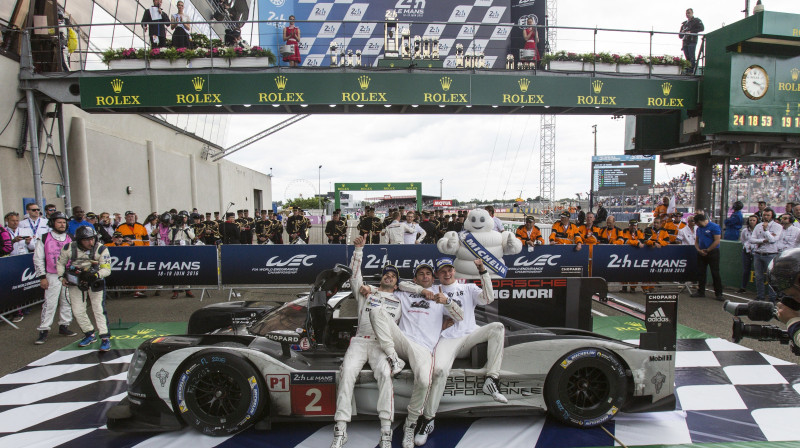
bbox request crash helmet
[159,212,172,224]
[179,210,189,218]
[190,212,202,221]
[733,201,744,211]
[74,225,98,243]
[768,248,800,294]
[48,211,68,228]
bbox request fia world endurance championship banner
[105,246,219,287]
[0,254,42,312]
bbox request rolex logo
[357,75,371,90]
[792,68,799,82]
[191,76,205,92]
[661,82,672,96]
[518,78,530,93]
[110,78,123,94]
[275,75,288,91]
[137,329,154,335]
[591,80,603,94]
[440,76,452,91]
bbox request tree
[285,197,328,210]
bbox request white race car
[107,265,676,436]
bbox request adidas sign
[647,307,670,324]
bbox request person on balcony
[170,1,192,49]
[142,0,170,48]
[283,15,301,67]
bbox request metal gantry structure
[538,0,557,221]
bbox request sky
[223,0,798,204]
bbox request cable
[503,116,531,199]
[0,98,24,137]
[600,424,628,448]
[481,116,504,199]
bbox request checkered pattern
[291,0,511,68]
[1,338,799,446]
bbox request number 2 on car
[290,371,336,415]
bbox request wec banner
[592,245,698,283]
[105,246,218,287]
[221,245,348,285]
[504,245,590,277]
[0,254,42,312]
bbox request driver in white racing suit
[369,262,464,448]
[411,257,507,446]
[331,236,402,448]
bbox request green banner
[80,71,698,111]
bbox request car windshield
[249,297,308,336]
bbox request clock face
[741,65,769,100]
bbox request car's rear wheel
[543,348,627,427]
[173,351,266,436]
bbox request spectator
[754,201,767,222]
[485,205,504,232]
[578,212,600,246]
[96,212,116,244]
[66,206,92,237]
[776,213,800,253]
[576,205,585,226]
[595,202,608,224]
[693,213,723,301]
[0,223,12,257]
[44,204,57,219]
[598,216,624,245]
[679,8,704,73]
[19,202,49,242]
[402,211,425,244]
[282,15,301,67]
[141,0,170,48]
[724,201,744,241]
[143,213,158,236]
[515,215,544,248]
[105,231,133,247]
[645,217,670,248]
[677,215,697,246]
[663,212,686,244]
[5,212,34,255]
[739,215,759,293]
[749,208,782,302]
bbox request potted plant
[617,53,649,74]
[148,47,186,68]
[651,55,687,75]
[226,46,276,68]
[102,47,146,70]
[545,50,583,71]
[187,47,216,68]
[586,52,616,73]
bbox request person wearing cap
[645,217,670,248]
[598,216,624,245]
[620,220,646,293]
[578,212,601,246]
[325,209,347,244]
[515,215,544,247]
[368,259,463,448]
[255,210,271,244]
[357,207,383,244]
[331,235,404,448]
[116,211,149,246]
[220,212,241,245]
[663,212,686,244]
[105,231,133,247]
[404,257,505,447]
[550,210,583,250]
[301,209,312,244]
[269,210,284,244]
[200,212,220,245]
[285,207,307,244]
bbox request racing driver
[331,235,403,448]
[369,262,464,448]
[412,257,507,446]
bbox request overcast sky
[224,0,797,204]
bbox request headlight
[127,349,148,386]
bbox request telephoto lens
[723,300,776,321]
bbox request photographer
[773,248,800,347]
[169,211,195,299]
[56,226,112,352]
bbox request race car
[106,265,676,436]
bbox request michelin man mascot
[437,208,522,278]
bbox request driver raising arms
[331,236,402,448]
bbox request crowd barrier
[1,244,699,313]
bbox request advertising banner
[0,254,42,312]
[592,245,697,283]
[220,244,348,285]
[105,246,219,287]
[360,245,440,279]
[504,245,590,277]
[433,200,453,207]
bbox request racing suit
[370,282,463,424]
[33,231,73,332]
[334,246,401,425]
[56,241,112,339]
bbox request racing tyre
[173,351,266,436]
[543,348,627,427]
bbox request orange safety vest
[623,228,645,246]
[578,224,602,245]
[550,221,583,244]
[515,225,543,245]
[599,226,624,244]
[645,228,671,247]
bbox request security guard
[325,209,347,244]
[56,226,112,351]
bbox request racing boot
[387,352,405,376]
[402,418,417,448]
[482,376,508,404]
[378,426,393,448]
[330,421,347,448]
[59,325,78,337]
[414,417,435,446]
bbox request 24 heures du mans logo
[96,78,141,106]
[176,76,222,104]
[258,75,305,103]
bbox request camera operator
[169,211,195,299]
[150,212,173,246]
[772,248,800,347]
[56,226,112,352]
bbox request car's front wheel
[543,348,627,427]
[173,351,266,436]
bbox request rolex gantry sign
[80,72,698,111]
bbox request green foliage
[285,197,328,210]
[190,33,211,48]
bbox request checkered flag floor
[2,338,800,447]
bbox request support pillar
[67,116,91,210]
[147,141,158,212]
[189,154,198,210]
[694,157,713,215]
[56,104,72,211]
[25,90,44,208]
[719,158,730,227]
[218,162,225,214]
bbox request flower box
[108,59,145,70]
[617,64,650,74]
[548,60,583,71]
[188,58,215,68]
[228,57,271,68]
[149,59,185,69]
[589,62,616,73]
[651,65,681,75]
